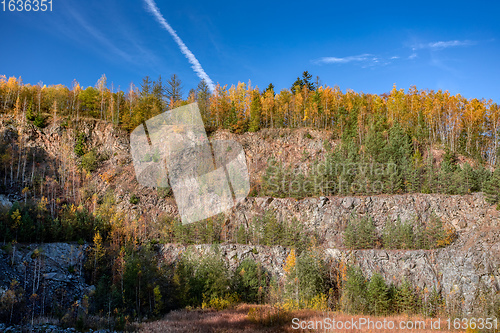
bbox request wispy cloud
[408,53,417,59]
[313,53,398,67]
[143,0,215,92]
[412,39,476,51]
[314,54,375,64]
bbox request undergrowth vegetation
[343,214,457,250]
[261,126,498,199]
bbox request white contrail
[143,0,216,93]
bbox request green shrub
[415,214,454,249]
[33,114,46,128]
[232,259,268,304]
[74,133,86,156]
[80,150,98,172]
[382,216,415,249]
[248,210,313,252]
[484,167,500,208]
[323,139,332,151]
[284,250,328,309]
[157,186,172,198]
[26,109,35,121]
[174,247,232,307]
[343,215,376,249]
[129,194,140,205]
[142,152,152,162]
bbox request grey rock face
[159,243,291,280]
[0,243,90,317]
[324,228,500,314]
[158,224,500,316]
[0,194,12,209]
[226,193,499,248]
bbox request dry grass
[30,316,60,325]
[139,304,268,333]
[138,305,469,333]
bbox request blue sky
[0,0,499,101]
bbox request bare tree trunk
[117,87,121,125]
[41,168,45,198]
[22,152,27,185]
[10,155,13,186]
[31,151,35,185]
[17,140,22,182]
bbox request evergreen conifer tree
[484,167,500,208]
[343,217,357,249]
[396,278,415,314]
[367,273,389,315]
[342,266,368,314]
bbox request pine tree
[439,149,460,194]
[232,259,267,303]
[342,266,368,314]
[359,216,376,249]
[368,273,389,315]
[484,167,500,208]
[477,165,492,191]
[385,122,412,164]
[426,286,442,317]
[456,163,476,194]
[152,75,165,111]
[290,71,314,94]
[396,278,415,314]
[197,79,211,121]
[166,74,183,107]
[140,76,152,97]
[343,217,357,249]
[408,150,423,193]
[364,124,385,163]
[382,218,397,249]
[262,210,283,245]
[290,77,303,94]
[386,158,403,193]
[301,71,314,91]
[236,224,247,244]
[295,251,325,306]
[343,216,375,249]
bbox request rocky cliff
[226,193,500,247]
[0,243,91,318]
[156,224,500,316]
[0,116,499,317]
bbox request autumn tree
[96,74,108,120]
[248,90,262,132]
